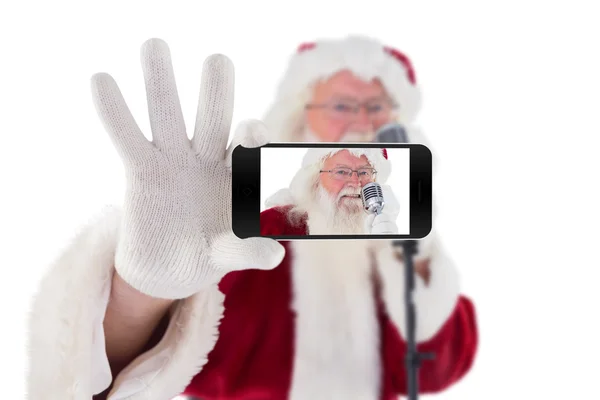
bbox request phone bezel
[232,143,432,240]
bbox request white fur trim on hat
[280,36,420,122]
[264,188,297,209]
[262,35,422,142]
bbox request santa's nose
[346,116,375,134]
[355,108,373,126]
[345,176,361,188]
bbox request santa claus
[27,35,478,400]
[263,147,401,236]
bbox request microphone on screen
[361,182,385,215]
[362,122,407,216]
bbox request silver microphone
[361,182,385,215]
[374,122,409,143]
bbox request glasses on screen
[319,167,377,182]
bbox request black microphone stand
[374,125,436,398]
[392,239,435,400]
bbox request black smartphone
[232,143,432,240]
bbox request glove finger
[91,73,152,161]
[363,213,376,233]
[224,119,270,169]
[373,221,398,234]
[381,184,400,218]
[140,38,188,150]
[211,233,285,271]
[192,54,235,160]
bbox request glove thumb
[211,233,285,272]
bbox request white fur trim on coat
[26,206,224,400]
[374,232,461,343]
[107,284,223,400]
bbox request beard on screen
[302,184,367,235]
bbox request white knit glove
[91,38,285,299]
[365,213,399,234]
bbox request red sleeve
[259,206,307,236]
[382,295,478,395]
[260,207,289,236]
[219,207,297,295]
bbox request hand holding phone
[366,213,399,234]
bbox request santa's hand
[366,212,399,234]
[91,38,284,299]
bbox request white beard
[304,186,367,235]
[339,130,377,142]
[301,128,322,142]
[302,127,377,143]
[286,164,383,399]
[288,238,381,400]
[288,183,381,398]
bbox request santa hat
[264,147,392,209]
[262,35,422,142]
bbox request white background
[1,0,600,399]
[260,148,308,210]
[260,147,411,234]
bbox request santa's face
[303,70,396,143]
[319,150,375,214]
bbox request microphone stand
[373,122,435,400]
[392,239,435,400]
[369,204,435,400]
[374,125,435,398]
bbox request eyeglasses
[305,97,397,122]
[320,167,377,182]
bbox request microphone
[372,122,433,400]
[361,182,385,215]
[374,122,409,143]
[363,122,403,216]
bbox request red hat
[262,35,422,142]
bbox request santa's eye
[333,103,354,112]
[366,104,383,113]
[334,169,351,175]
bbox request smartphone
[232,143,432,240]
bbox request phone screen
[232,143,431,240]
[261,147,411,235]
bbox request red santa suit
[26,35,479,400]
[179,205,477,399]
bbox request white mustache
[339,131,376,142]
[337,187,362,201]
